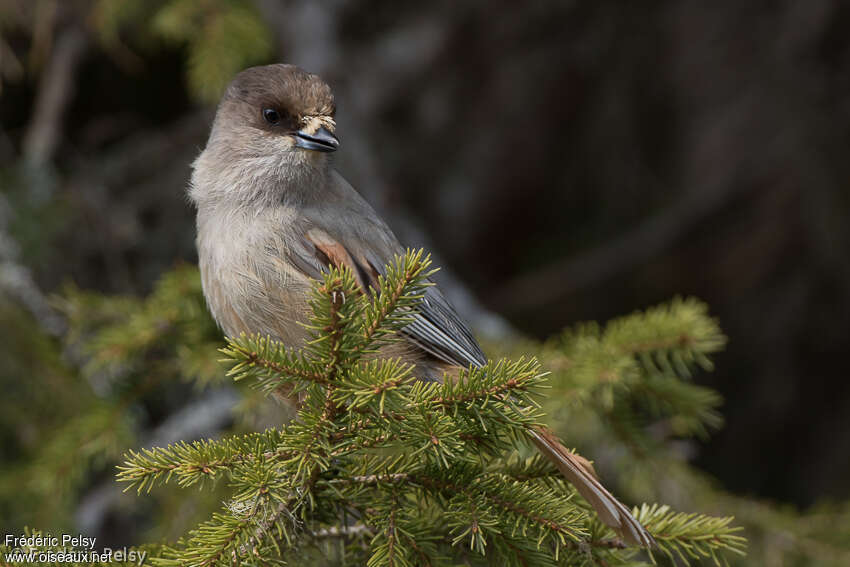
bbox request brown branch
[326,473,410,487]
[311,524,373,539]
[23,25,88,165]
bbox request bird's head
[191,64,340,207]
[211,64,339,163]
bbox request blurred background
[1,0,849,563]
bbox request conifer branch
[320,277,347,382]
[108,251,747,566]
[221,334,328,392]
[431,363,542,407]
[359,249,434,351]
[555,297,726,397]
[605,297,726,366]
[303,266,364,375]
[117,431,289,492]
[327,470,587,546]
[636,503,747,566]
[407,358,546,430]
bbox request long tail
[530,427,655,547]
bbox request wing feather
[300,228,486,370]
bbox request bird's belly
[199,252,314,348]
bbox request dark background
[2,0,849,516]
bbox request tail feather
[530,427,655,547]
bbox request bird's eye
[262,108,280,125]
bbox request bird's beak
[293,126,339,153]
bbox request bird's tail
[529,427,655,547]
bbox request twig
[23,25,89,166]
[311,524,373,539]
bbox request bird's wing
[401,284,487,368]
[297,225,486,369]
[288,188,486,371]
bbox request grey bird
[189,63,654,547]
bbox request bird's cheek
[265,134,297,154]
[284,133,300,147]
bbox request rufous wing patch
[305,228,376,292]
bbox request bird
[188,63,654,547]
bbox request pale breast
[197,206,314,347]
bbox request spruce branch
[406,358,547,442]
[221,333,329,393]
[436,472,587,551]
[154,500,283,567]
[633,376,724,439]
[554,297,726,399]
[367,492,407,567]
[152,453,312,567]
[117,430,288,493]
[635,504,747,566]
[494,453,562,483]
[549,297,728,456]
[110,251,747,566]
[332,357,416,415]
[303,265,366,377]
[359,249,435,351]
[429,357,545,409]
[327,468,588,553]
[604,297,726,372]
[59,264,222,386]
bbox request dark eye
[262,108,280,125]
